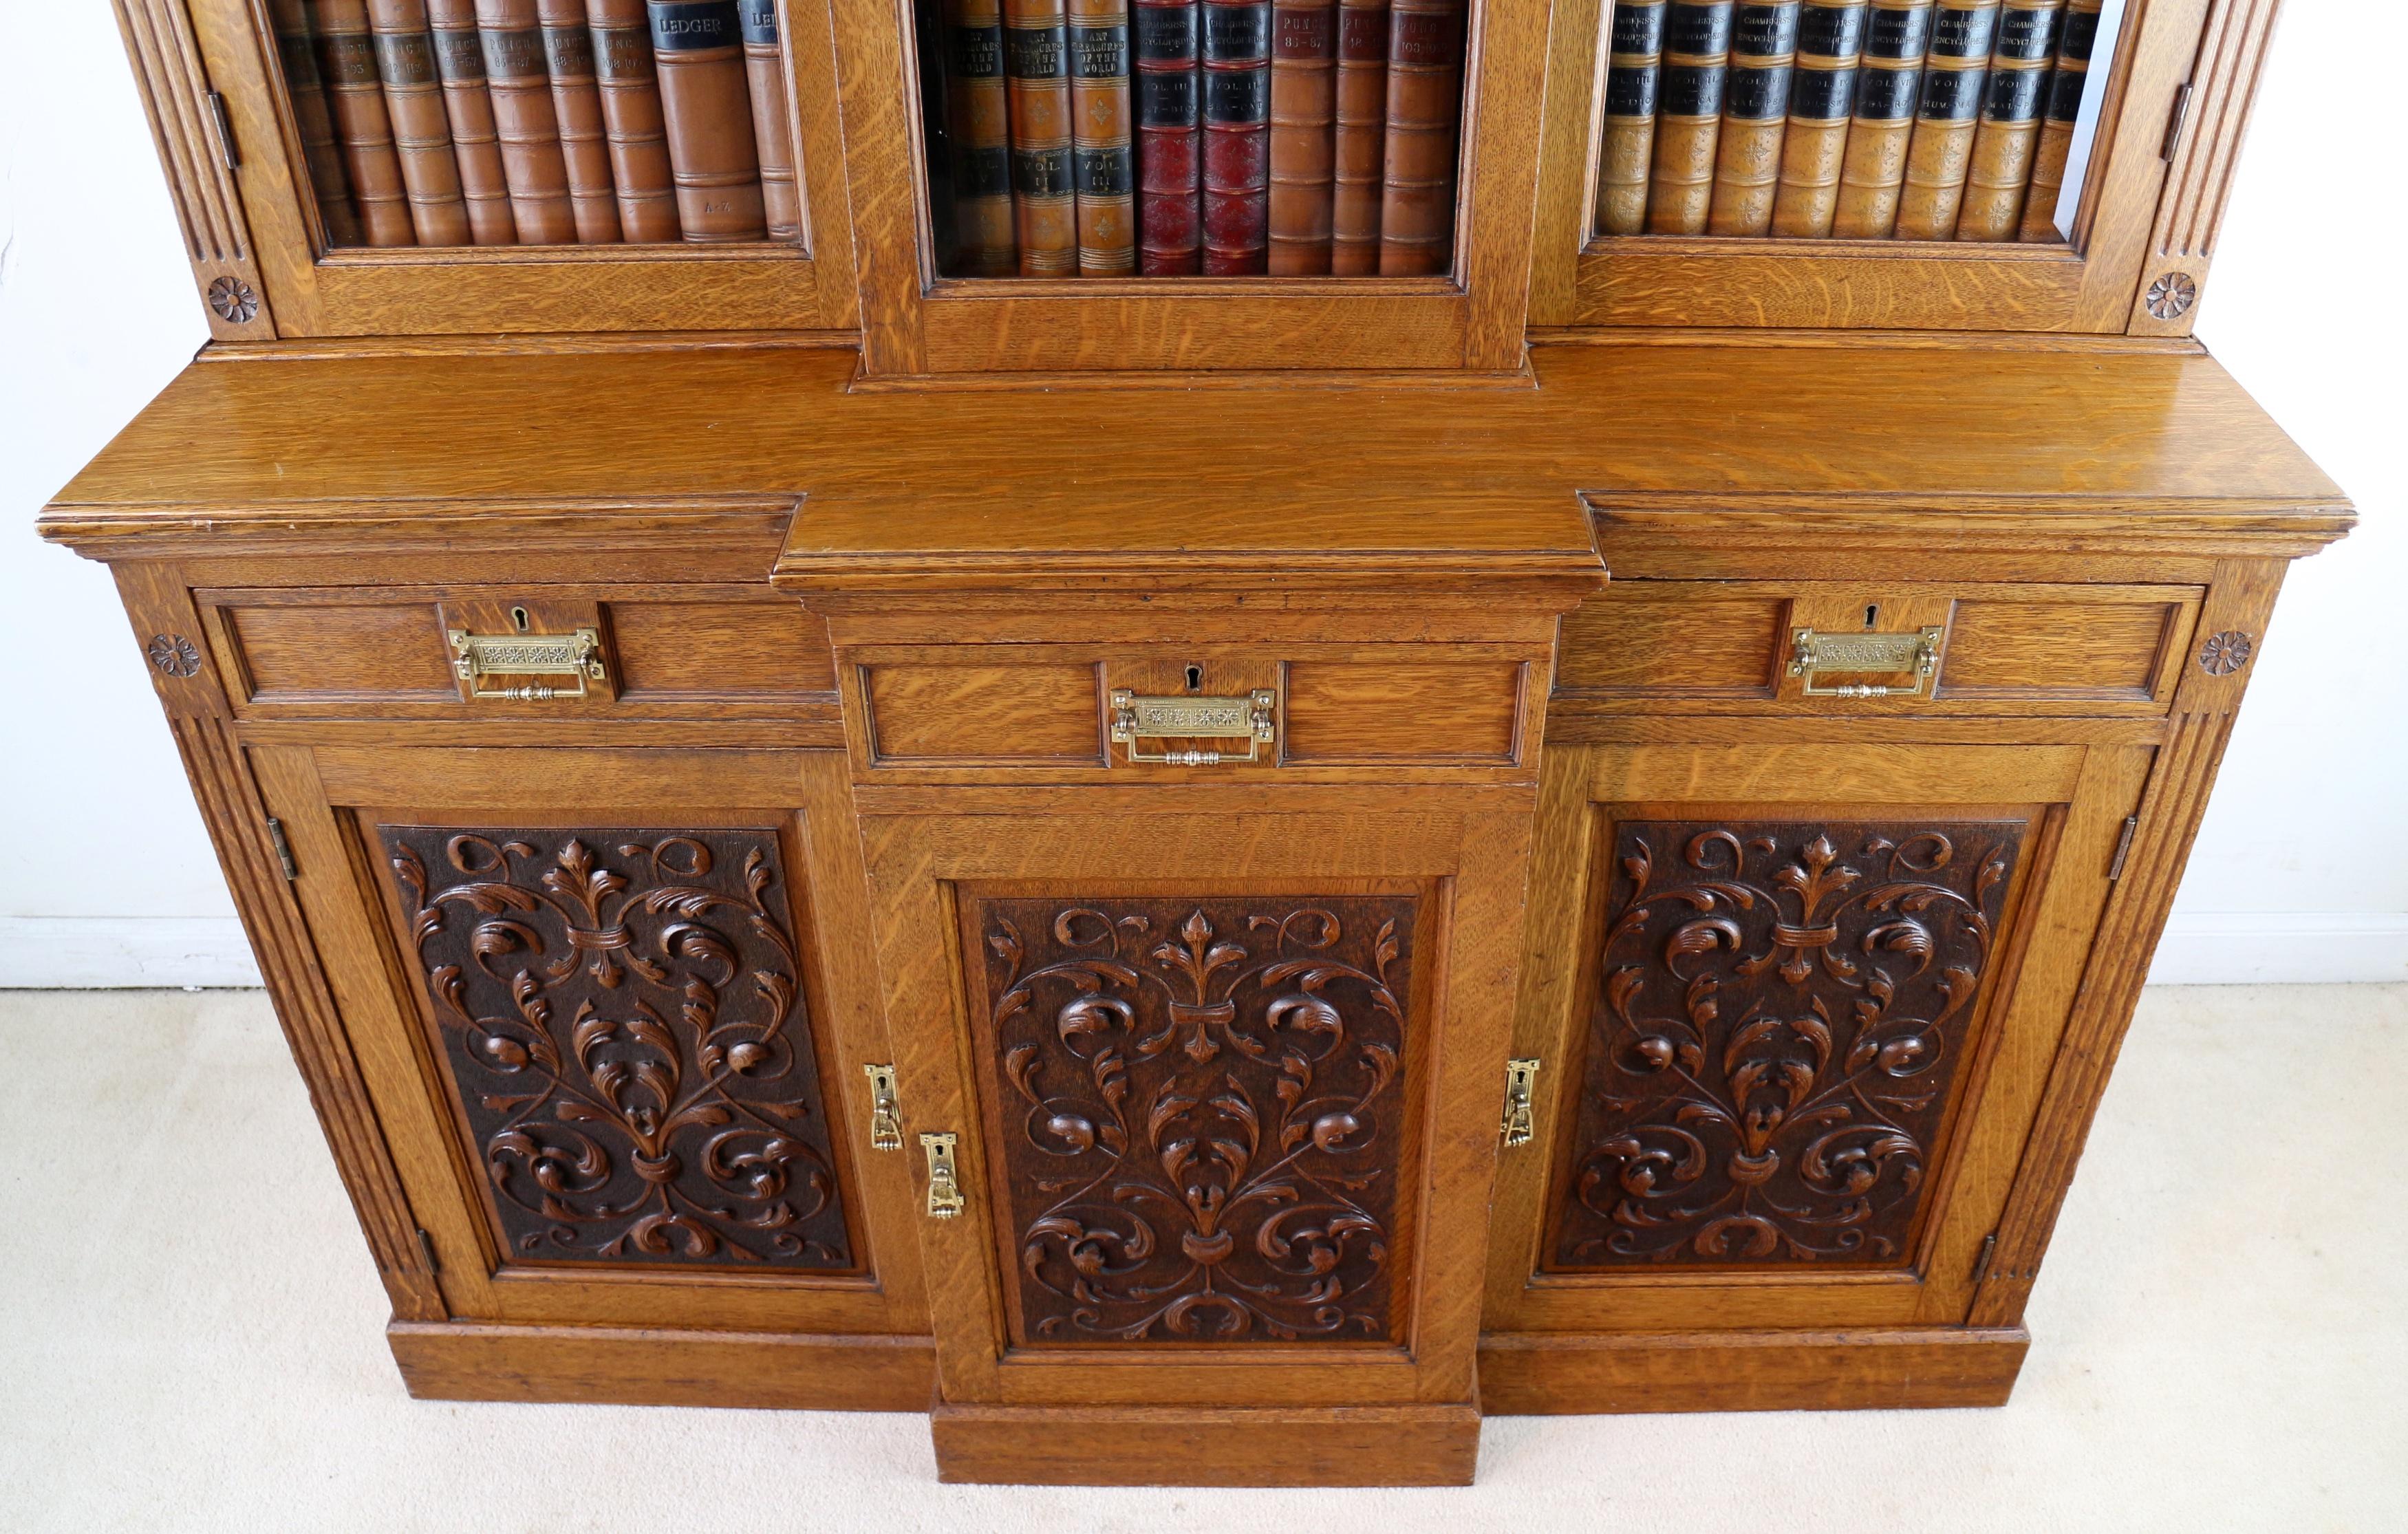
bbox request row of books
[275,0,802,247]
[934,0,1469,277]
[1596,0,2101,242]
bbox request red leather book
[588,0,683,241]
[739,0,804,240]
[1200,0,1271,272]
[310,0,418,244]
[1267,0,1336,273]
[646,0,769,241]
[366,0,474,244]
[424,0,518,242]
[1132,0,1202,272]
[1374,0,1463,273]
[1004,0,1078,274]
[1328,0,1386,273]
[473,0,580,241]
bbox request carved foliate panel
[383,826,854,1271]
[974,896,1417,1345]
[1547,819,2025,1271]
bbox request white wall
[0,5,2400,986]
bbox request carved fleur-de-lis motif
[983,896,1413,1343]
[1554,821,2023,1269]
[385,827,851,1271]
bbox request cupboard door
[252,745,928,1335]
[1485,742,2150,1332]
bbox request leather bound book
[945,0,1018,273]
[535,0,623,239]
[424,0,517,242]
[1595,0,1666,237]
[647,1,769,240]
[2017,0,2094,239]
[475,0,579,240]
[1645,0,1733,234]
[1767,0,1864,237]
[1829,0,1928,236]
[1374,0,1463,273]
[738,0,804,239]
[269,0,367,246]
[1201,0,1271,273]
[1267,0,1337,273]
[1955,0,2058,239]
[588,0,682,240]
[1892,0,1995,238]
[310,0,418,244]
[1004,0,1077,273]
[1328,0,1387,272]
[1707,0,1800,235]
[1069,0,1138,272]
[1132,0,1201,272]
[368,0,473,245]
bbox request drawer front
[200,587,837,715]
[1554,582,2204,715]
[841,644,1531,777]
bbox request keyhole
[510,605,531,632]
[1864,604,1880,630]
[1184,663,1203,693]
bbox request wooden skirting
[1476,1327,2032,1414]
[386,1322,936,1412]
[929,1401,1484,1486]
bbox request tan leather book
[947,0,1019,273]
[366,0,473,245]
[1375,0,1464,273]
[1893,0,1995,238]
[474,0,579,240]
[647,1,768,240]
[1004,0,1077,272]
[1595,0,1666,237]
[533,0,623,240]
[424,0,518,242]
[1829,0,1928,237]
[1328,0,1386,273]
[1646,0,1732,233]
[1767,0,1865,237]
[2018,0,2094,240]
[1267,0,1337,272]
[1955,0,2058,239]
[1068,0,1137,272]
[1708,1,1800,235]
[310,0,418,244]
[738,0,803,241]
[269,0,367,246]
[587,0,681,240]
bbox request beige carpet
[2,985,2400,1532]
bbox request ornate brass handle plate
[861,1063,903,1151]
[1108,688,1278,765]
[448,625,608,701]
[1787,626,1946,700]
[920,1131,965,1219]
[1501,1057,1541,1146]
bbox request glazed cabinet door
[249,744,928,1337]
[1485,740,2150,1332]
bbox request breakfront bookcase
[50,0,2347,1487]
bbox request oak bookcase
[48,0,2347,1487]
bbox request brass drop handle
[861,1063,903,1151]
[920,1132,965,1219]
[1787,626,1945,700]
[1501,1057,1541,1147]
[449,625,607,701]
[1110,689,1277,766]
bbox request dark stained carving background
[976,895,1416,1344]
[384,825,854,1271]
[1548,819,2025,1271]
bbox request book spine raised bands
[1004,0,1077,272]
[1132,0,1203,272]
[476,0,581,241]
[2017,0,2094,240]
[1707,0,1800,235]
[588,0,682,239]
[1375,0,1464,273]
[1646,0,1733,234]
[537,0,624,240]
[423,0,517,241]
[271,0,369,245]
[1892,0,1995,238]
[1955,0,2059,239]
[1070,0,1138,272]
[739,0,804,239]
[1200,0,1272,273]
[647,0,769,241]
[946,0,1019,272]
[1767,0,1863,236]
[367,0,474,244]
[1829,0,1928,236]
[1329,0,1388,272]
[1597,0,1667,237]
[1267,0,1337,272]
[312,0,420,244]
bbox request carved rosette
[145,634,203,678]
[1548,820,2025,1270]
[976,896,1416,1344]
[384,827,854,1271]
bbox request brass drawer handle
[919,1132,965,1219]
[1109,689,1277,765]
[1787,626,1944,700]
[862,1063,903,1151]
[1501,1057,1541,1146]
[448,626,607,701]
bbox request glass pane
[916,0,1470,277]
[1591,0,2125,242]
[266,0,808,249]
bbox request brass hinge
[1501,1057,1541,1146]
[1970,1232,1998,1285]
[205,89,240,171]
[861,1063,903,1150]
[2107,815,2140,881]
[414,1227,441,1276]
[265,816,298,881]
[2161,81,2193,161]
